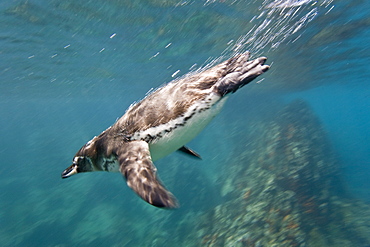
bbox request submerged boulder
[194,100,370,247]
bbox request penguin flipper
[177,146,202,159]
[116,140,179,208]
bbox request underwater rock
[307,17,370,47]
[5,1,48,24]
[192,100,370,246]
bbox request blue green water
[0,0,369,246]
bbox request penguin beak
[61,164,78,178]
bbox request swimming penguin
[61,52,269,208]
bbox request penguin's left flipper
[177,146,202,159]
[116,140,179,208]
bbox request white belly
[148,95,228,161]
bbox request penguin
[61,52,269,208]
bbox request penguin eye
[73,156,84,164]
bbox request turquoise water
[1,0,369,246]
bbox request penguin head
[61,138,98,178]
[61,156,94,178]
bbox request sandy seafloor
[0,0,369,246]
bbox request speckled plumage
[61,52,269,208]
